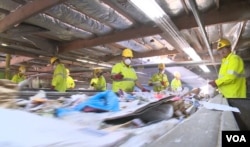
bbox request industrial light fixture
[130,0,165,19]
[1,43,8,46]
[76,59,112,68]
[130,0,210,73]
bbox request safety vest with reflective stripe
[149,72,169,92]
[52,63,67,92]
[171,78,182,91]
[215,53,246,98]
[111,61,137,92]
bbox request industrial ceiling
[0,0,249,85]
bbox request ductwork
[25,13,94,40]
[156,0,184,16]
[0,0,93,40]
[45,3,112,36]
[117,40,150,52]
[65,0,133,29]
[141,36,164,50]
[109,0,151,24]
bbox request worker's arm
[162,74,169,88]
[135,81,150,92]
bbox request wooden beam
[0,0,67,33]
[59,25,162,53]
[0,56,33,68]
[0,47,38,57]
[104,48,179,62]
[173,0,250,29]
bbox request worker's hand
[113,73,123,80]
[208,80,217,88]
[142,88,150,92]
[161,81,166,86]
[148,83,153,86]
[51,85,55,90]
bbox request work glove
[142,88,150,92]
[51,85,55,90]
[208,80,217,88]
[113,73,123,80]
[161,81,166,86]
[148,83,153,86]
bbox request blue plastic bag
[56,90,120,117]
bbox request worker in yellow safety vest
[148,63,169,92]
[11,65,26,83]
[66,68,75,89]
[208,38,246,98]
[50,57,67,92]
[90,68,106,91]
[171,71,182,92]
[111,48,149,92]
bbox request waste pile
[0,79,239,146]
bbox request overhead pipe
[133,60,221,69]
[188,0,215,63]
[188,0,217,73]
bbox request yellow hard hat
[19,65,26,72]
[94,68,102,75]
[158,63,165,69]
[217,38,231,50]
[50,57,58,64]
[122,48,133,58]
[66,68,70,76]
[174,71,181,78]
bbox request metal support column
[5,54,11,79]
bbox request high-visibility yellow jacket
[215,53,246,98]
[66,76,75,89]
[171,78,182,91]
[90,78,98,86]
[111,61,137,92]
[11,73,25,83]
[51,63,67,92]
[92,75,106,91]
[149,72,169,92]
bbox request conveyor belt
[18,88,100,99]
